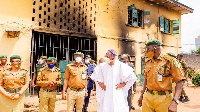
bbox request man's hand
[85,92,88,97]
[116,83,126,90]
[31,82,35,88]
[98,82,106,91]
[48,81,57,87]
[13,94,20,100]
[5,93,13,100]
[138,96,143,107]
[62,91,66,100]
[168,101,177,112]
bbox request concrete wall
[95,0,182,74]
[0,0,32,71]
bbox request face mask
[85,60,90,64]
[104,57,111,64]
[75,57,82,63]
[119,58,125,63]
[39,59,44,64]
[48,64,55,69]
[14,64,21,68]
[146,51,154,59]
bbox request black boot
[179,95,184,102]
[182,95,190,103]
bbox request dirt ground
[24,82,200,112]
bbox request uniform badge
[52,59,55,62]
[174,61,180,68]
[82,72,87,80]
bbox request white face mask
[75,57,82,63]
[104,57,111,64]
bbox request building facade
[0,0,193,93]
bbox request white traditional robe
[91,60,137,112]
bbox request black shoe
[131,106,135,110]
[82,105,88,112]
[182,96,190,103]
[179,96,184,101]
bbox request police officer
[177,54,189,102]
[138,40,185,112]
[62,52,88,112]
[83,58,95,112]
[0,55,11,70]
[0,55,30,112]
[36,57,62,112]
[32,56,47,98]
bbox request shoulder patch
[174,60,181,68]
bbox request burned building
[0,0,193,94]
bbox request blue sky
[179,0,200,53]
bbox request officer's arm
[140,79,147,98]
[63,79,68,93]
[171,59,185,100]
[0,71,10,97]
[174,81,183,100]
[63,66,70,93]
[32,73,37,84]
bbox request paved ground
[24,81,200,112]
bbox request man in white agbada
[91,49,137,112]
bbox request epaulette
[20,68,28,71]
[81,64,87,67]
[163,54,174,62]
[67,63,75,67]
[40,66,48,71]
[55,67,61,72]
[145,58,151,63]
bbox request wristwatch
[123,82,126,85]
[172,98,179,104]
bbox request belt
[68,86,85,91]
[42,88,57,92]
[146,88,172,95]
[5,88,21,93]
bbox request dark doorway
[30,31,97,94]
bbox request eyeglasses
[11,61,21,63]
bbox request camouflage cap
[146,39,161,46]
[74,52,84,56]
[0,55,7,58]
[40,56,47,59]
[47,57,56,62]
[10,55,21,61]
[167,52,176,58]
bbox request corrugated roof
[147,0,193,14]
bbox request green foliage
[195,46,200,54]
[188,69,195,79]
[192,72,200,86]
